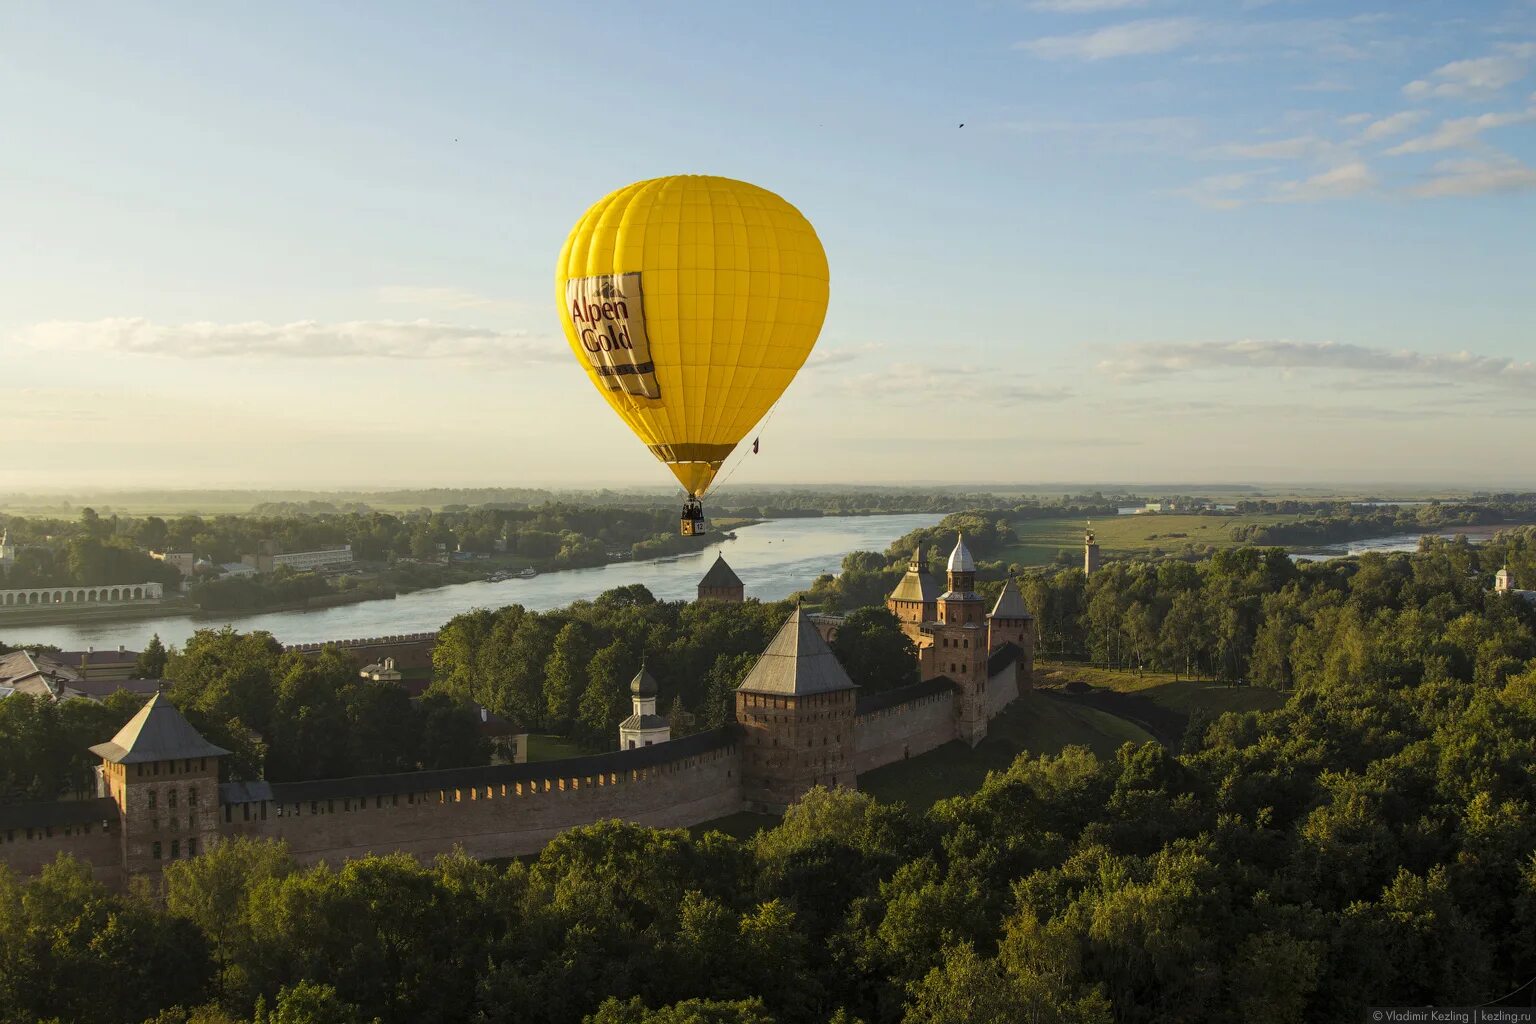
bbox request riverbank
[5,513,946,651]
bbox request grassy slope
[998,513,1312,566]
[856,692,1154,813]
[1036,662,1288,716]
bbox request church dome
[947,534,975,573]
[631,665,659,697]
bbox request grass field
[856,691,1154,812]
[1035,662,1288,716]
[997,512,1312,566]
[525,733,590,762]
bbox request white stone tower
[618,663,671,750]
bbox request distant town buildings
[150,551,198,577]
[0,582,164,609]
[0,648,159,702]
[242,544,354,574]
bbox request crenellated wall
[0,800,123,888]
[221,733,745,865]
[850,680,958,774]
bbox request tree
[136,633,170,679]
[578,640,634,746]
[545,622,595,726]
[831,609,918,694]
[585,997,777,1024]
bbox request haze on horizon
[3,2,1533,492]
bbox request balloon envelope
[557,175,829,497]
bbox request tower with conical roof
[697,554,745,603]
[90,692,229,877]
[619,662,672,749]
[987,578,1036,692]
[734,605,858,809]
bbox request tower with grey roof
[735,605,858,809]
[90,692,229,879]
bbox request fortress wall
[285,633,438,671]
[850,690,956,775]
[220,745,745,865]
[0,822,121,888]
[986,667,1020,717]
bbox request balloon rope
[704,399,783,505]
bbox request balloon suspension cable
[703,399,784,505]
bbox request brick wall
[221,744,745,865]
[986,665,1020,717]
[0,816,122,888]
[850,689,957,774]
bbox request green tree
[831,608,918,694]
[136,634,170,679]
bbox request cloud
[1016,17,1204,59]
[1386,110,1535,154]
[996,115,1202,152]
[375,285,523,313]
[807,343,881,367]
[1296,77,1352,93]
[17,318,560,363]
[838,362,1074,405]
[1404,50,1532,99]
[1339,112,1374,126]
[1026,0,1151,10]
[1270,161,1376,201]
[1212,134,1336,160]
[1407,154,1536,198]
[1359,109,1425,141]
[1173,170,1275,209]
[1098,339,1536,390]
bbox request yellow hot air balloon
[557,175,829,534]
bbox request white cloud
[1213,134,1336,160]
[1408,155,1536,198]
[1174,170,1274,209]
[1026,0,1151,10]
[1099,339,1536,389]
[374,285,523,313]
[1270,161,1376,202]
[1339,112,1374,126]
[17,317,560,363]
[1386,110,1535,154]
[1016,17,1205,59]
[1359,109,1425,141]
[838,362,1073,405]
[1404,50,1532,99]
[807,343,881,367]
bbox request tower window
[152,842,162,860]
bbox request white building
[618,664,671,750]
[243,545,353,574]
[0,530,15,567]
[151,551,197,577]
[1495,566,1536,605]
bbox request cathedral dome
[631,665,659,697]
[947,534,975,573]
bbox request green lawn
[857,692,1154,813]
[1036,662,1288,716]
[997,513,1314,567]
[524,733,591,762]
[691,810,782,840]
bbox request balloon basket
[681,499,707,537]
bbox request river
[1289,525,1505,560]
[10,513,944,651]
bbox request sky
[2,1,1533,491]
